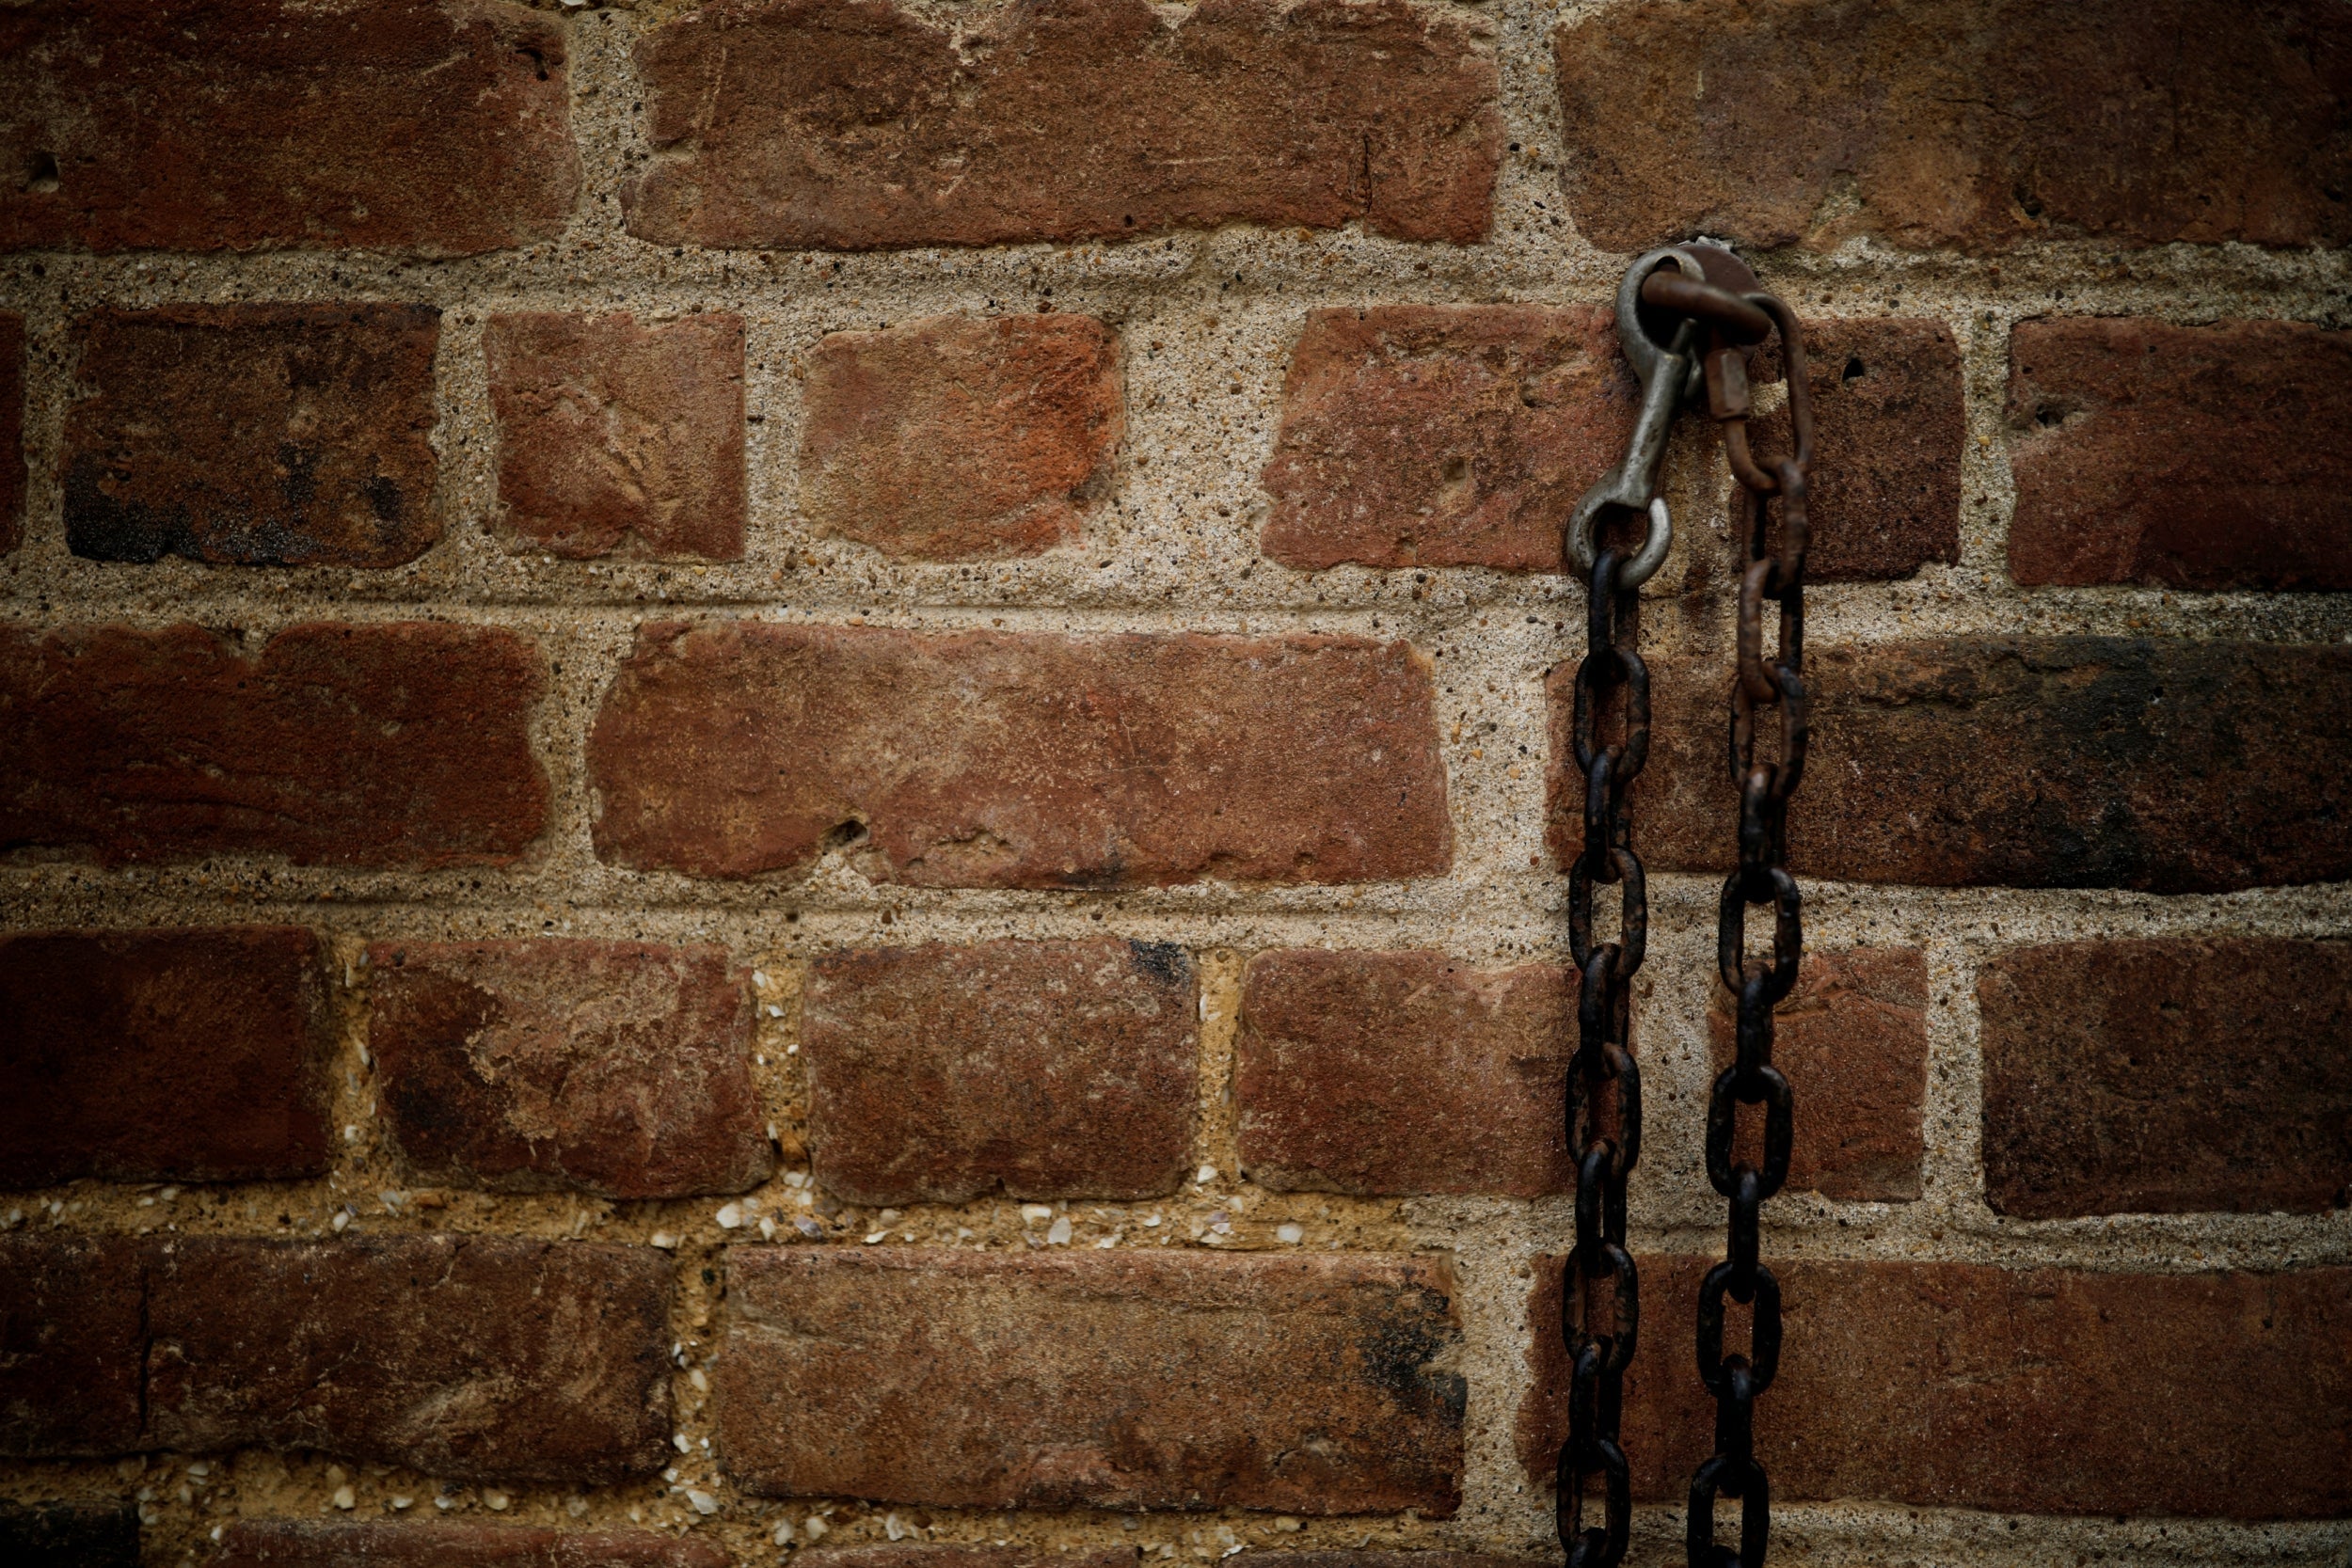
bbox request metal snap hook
[1564,246,1709,586]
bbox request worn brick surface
[1251,1558,1528,1568]
[1751,318,1963,580]
[0,927,332,1187]
[1521,1256,2352,1516]
[0,312,22,555]
[0,0,577,254]
[146,1236,671,1483]
[0,622,547,868]
[0,1235,143,1458]
[799,315,1123,561]
[1705,946,1928,1202]
[714,1247,1464,1512]
[1259,306,1634,573]
[63,306,441,566]
[367,941,770,1200]
[627,0,1500,248]
[1608,639,2352,893]
[803,939,1197,1204]
[1551,0,2352,254]
[590,624,1449,885]
[1979,938,2352,1218]
[2007,318,2352,591]
[0,1502,139,1568]
[213,1520,731,1568]
[1235,949,1574,1197]
[485,312,746,562]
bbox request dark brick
[1705,946,1928,1201]
[627,0,1500,248]
[368,941,771,1201]
[589,623,1450,886]
[1599,639,2352,894]
[0,0,577,254]
[1259,306,1636,573]
[803,940,1197,1204]
[799,315,1123,561]
[0,1234,144,1458]
[1235,949,1575,1197]
[714,1247,1464,1513]
[213,1520,730,1568]
[146,1235,671,1484]
[1551,0,2352,254]
[0,622,548,868]
[0,312,23,554]
[63,305,441,567]
[485,312,747,562]
[0,927,332,1187]
[2008,318,2352,591]
[1520,1257,2352,1518]
[0,1502,139,1568]
[1980,938,2352,1217]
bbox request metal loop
[1696,1260,1782,1397]
[1562,1240,1642,1376]
[1687,1452,1771,1568]
[1716,868,1802,1002]
[1561,1431,1631,1568]
[1569,848,1646,976]
[1572,646,1652,782]
[1705,1065,1793,1198]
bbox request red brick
[0,0,576,255]
[1259,307,1634,573]
[1751,319,1962,581]
[213,1520,729,1568]
[367,941,771,1201]
[0,927,332,1187]
[714,1247,1463,1512]
[803,940,1197,1204]
[1550,0,2352,254]
[0,312,23,555]
[146,1236,671,1484]
[1979,938,2352,1218]
[2007,318,2352,591]
[1705,946,1927,1202]
[626,0,1501,248]
[63,306,441,566]
[589,624,1449,885]
[0,1502,137,1568]
[485,313,747,562]
[803,1550,1133,1568]
[799,315,1122,561]
[1519,1257,2352,1518]
[1235,949,1575,1197]
[1603,639,2352,893]
[0,622,548,868]
[0,1235,143,1458]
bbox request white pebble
[783,1171,807,1189]
[1094,1235,1119,1248]
[1047,1216,1073,1245]
[435,1497,453,1511]
[885,1512,908,1541]
[343,1125,360,1143]
[390,1497,413,1511]
[716,1203,745,1229]
[795,1216,824,1238]
[485,1492,509,1513]
[651,1231,680,1250]
[1277,1224,1304,1245]
[767,1004,785,1018]
[864,1231,886,1243]
[675,1433,692,1453]
[1020,1204,1054,1224]
[331,1486,355,1510]
[803,1517,829,1542]
[753,970,771,987]
[689,1490,720,1515]
[690,1369,709,1392]
[759,1216,778,1241]
[1196,1164,1217,1184]
[774,1520,796,1544]
[1143,1214,1162,1227]
[330,1211,351,1233]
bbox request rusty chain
[1556,244,1812,1568]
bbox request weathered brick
[63,306,441,566]
[1551,0,2352,254]
[1259,307,1634,573]
[589,624,1449,885]
[367,941,771,1200]
[626,0,1501,248]
[714,1247,1464,1512]
[1235,949,1574,1197]
[1520,1257,2352,1518]
[803,1550,1133,1568]
[799,315,1122,561]
[0,0,576,254]
[1601,639,2352,893]
[1752,318,1962,580]
[0,622,547,868]
[0,927,333,1187]
[146,1236,671,1483]
[1979,938,2352,1218]
[0,1502,138,1568]
[1705,946,1927,1202]
[803,939,1197,1204]
[2007,318,2352,591]
[213,1520,729,1568]
[0,312,23,555]
[1252,1558,1528,1568]
[485,312,746,562]
[0,1235,143,1458]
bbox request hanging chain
[1557,244,1813,1568]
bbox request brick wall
[2,1,2349,1566]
